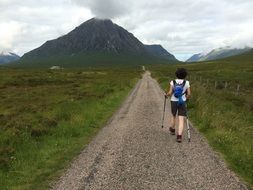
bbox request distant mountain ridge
[144,44,176,60]
[0,51,20,65]
[21,18,177,66]
[186,52,208,62]
[186,47,251,62]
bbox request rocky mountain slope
[22,18,177,63]
[145,44,176,60]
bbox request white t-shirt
[170,79,190,101]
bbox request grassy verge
[0,67,141,189]
[149,61,253,189]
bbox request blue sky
[0,0,253,61]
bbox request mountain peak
[90,17,112,22]
[84,17,113,25]
[21,17,177,65]
[22,17,147,58]
[0,51,19,57]
[1,51,12,56]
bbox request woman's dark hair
[175,68,188,79]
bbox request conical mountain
[23,18,148,59]
[20,18,177,66]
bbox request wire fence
[188,75,247,96]
[155,71,253,111]
[157,72,249,96]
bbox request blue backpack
[173,80,186,105]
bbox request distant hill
[144,44,177,61]
[221,48,253,63]
[20,18,177,67]
[185,52,209,62]
[186,47,251,62]
[0,52,20,65]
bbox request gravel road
[52,72,247,190]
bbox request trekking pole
[186,103,191,142]
[161,95,167,128]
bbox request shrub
[0,146,15,169]
[31,125,50,137]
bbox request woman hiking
[166,68,191,142]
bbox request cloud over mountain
[0,0,253,61]
[73,0,129,19]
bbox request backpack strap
[182,80,186,95]
[173,80,186,87]
[182,80,186,87]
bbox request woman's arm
[186,87,191,99]
[166,84,173,97]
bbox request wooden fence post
[224,82,228,89]
[236,84,240,95]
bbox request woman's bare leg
[178,116,185,135]
[170,116,176,128]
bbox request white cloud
[112,0,253,60]
[73,0,130,19]
[0,21,23,50]
[0,0,253,61]
[0,0,93,55]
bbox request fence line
[188,75,244,96]
[158,73,244,96]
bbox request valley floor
[52,72,247,190]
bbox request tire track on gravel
[52,71,247,190]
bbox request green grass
[12,52,178,68]
[0,67,141,189]
[149,55,253,189]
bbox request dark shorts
[171,101,187,117]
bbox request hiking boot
[169,127,175,135]
[177,135,182,143]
